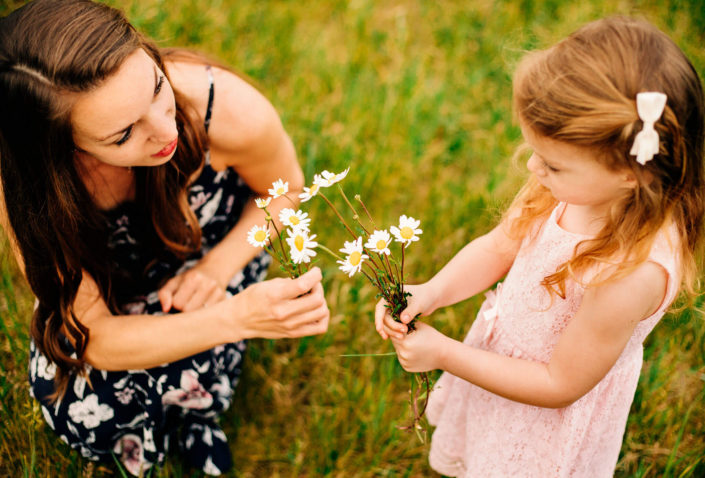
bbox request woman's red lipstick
[152,138,178,157]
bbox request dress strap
[204,65,215,133]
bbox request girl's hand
[223,267,330,340]
[374,283,439,340]
[158,266,226,313]
[387,320,448,373]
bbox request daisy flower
[316,167,350,187]
[254,197,271,209]
[279,208,311,231]
[247,225,270,248]
[390,215,422,247]
[299,175,323,202]
[364,229,392,255]
[337,237,369,277]
[286,227,318,264]
[268,179,289,198]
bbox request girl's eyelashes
[543,160,559,172]
[115,125,133,146]
[155,75,164,95]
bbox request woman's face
[71,48,178,168]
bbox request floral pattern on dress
[29,147,271,475]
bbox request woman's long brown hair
[0,0,208,399]
[507,17,705,301]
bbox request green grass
[2,0,704,476]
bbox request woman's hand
[374,283,439,340]
[158,266,226,313]
[385,319,448,373]
[222,267,330,340]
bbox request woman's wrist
[211,294,249,343]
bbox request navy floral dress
[28,68,270,476]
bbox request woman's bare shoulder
[164,59,212,119]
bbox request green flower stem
[318,191,357,239]
[316,244,343,261]
[264,207,291,265]
[362,247,386,277]
[384,254,395,280]
[400,244,406,293]
[354,194,378,230]
[337,184,370,235]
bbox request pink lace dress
[426,203,680,478]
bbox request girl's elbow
[543,387,587,409]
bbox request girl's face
[521,123,636,214]
[71,48,178,168]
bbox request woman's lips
[152,138,178,157]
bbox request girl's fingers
[383,313,407,336]
[375,300,389,339]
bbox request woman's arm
[74,267,328,371]
[160,62,304,311]
[384,260,668,408]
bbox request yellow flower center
[400,226,414,240]
[295,235,305,251]
[310,185,319,194]
[376,240,387,250]
[277,187,285,195]
[254,230,267,242]
[349,251,361,266]
[290,216,300,225]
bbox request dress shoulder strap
[204,65,215,133]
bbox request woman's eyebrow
[96,66,160,142]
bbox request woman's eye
[115,125,133,146]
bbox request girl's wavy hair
[0,0,208,399]
[508,16,704,300]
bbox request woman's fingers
[159,269,224,312]
[276,267,322,300]
[157,276,182,312]
[280,281,326,316]
[283,303,330,337]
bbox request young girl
[0,0,329,475]
[376,17,704,477]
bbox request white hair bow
[629,92,667,165]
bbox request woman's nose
[148,106,177,143]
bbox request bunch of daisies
[247,168,429,434]
[248,168,423,319]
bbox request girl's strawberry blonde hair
[508,17,704,299]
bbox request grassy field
[1,0,704,476]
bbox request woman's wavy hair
[0,0,208,398]
[508,16,704,299]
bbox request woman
[0,0,329,475]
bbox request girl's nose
[527,153,546,176]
